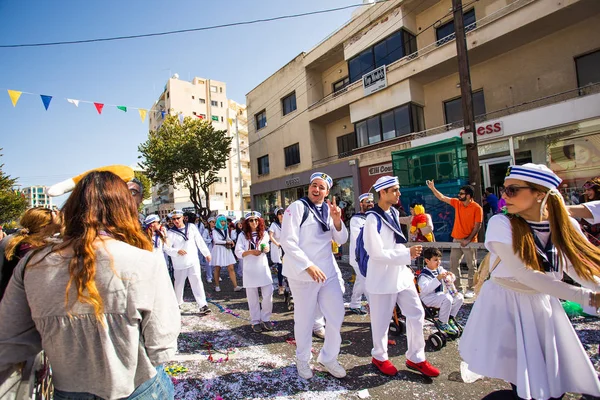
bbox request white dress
[210,228,236,266]
[234,233,272,288]
[268,222,283,264]
[460,215,600,400]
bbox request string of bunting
[3,88,210,124]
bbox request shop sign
[285,177,301,187]
[182,207,195,213]
[368,163,393,176]
[460,122,503,139]
[363,65,387,96]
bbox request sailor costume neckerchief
[214,228,228,240]
[168,224,189,241]
[299,196,330,232]
[249,231,261,249]
[527,220,559,272]
[419,267,443,293]
[153,232,162,248]
[367,205,407,244]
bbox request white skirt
[270,244,282,264]
[210,244,236,266]
[459,279,600,400]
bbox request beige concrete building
[147,76,251,219]
[247,0,600,231]
[22,186,53,209]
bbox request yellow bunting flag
[228,118,233,126]
[139,109,147,123]
[7,90,22,107]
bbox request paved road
[169,263,599,400]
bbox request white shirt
[280,200,348,282]
[164,223,210,270]
[417,267,447,297]
[234,232,272,288]
[583,201,600,224]
[363,211,413,294]
[349,214,367,269]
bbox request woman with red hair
[234,211,273,333]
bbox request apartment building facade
[146,76,251,219]
[22,186,53,209]
[247,0,600,224]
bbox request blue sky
[0,0,357,206]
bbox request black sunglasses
[504,185,532,198]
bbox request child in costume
[234,212,274,333]
[460,164,600,400]
[417,247,463,336]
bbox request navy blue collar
[168,224,189,241]
[368,205,406,243]
[528,224,559,272]
[300,197,330,232]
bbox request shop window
[355,103,425,147]
[436,9,476,45]
[348,29,416,83]
[575,50,600,88]
[254,190,278,216]
[255,110,267,130]
[282,92,297,116]
[281,186,306,208]
[330,177,356,224]
[337,132,357,158]
[257,155,269,175]
[444,90,486,126]
[284,143,301,167]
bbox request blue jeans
[53,365,174,400]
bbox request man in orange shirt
[426,181,482,299]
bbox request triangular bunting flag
[139,109,147,123]
[94,103,104,114]
[117,106,127,112]
[67,99,79,107]
[228,118,233,126]
[197,115,204,119]
[178,113,184,125]
[40,95,52,111]
[161,111,166,119]
[7,90,22,107]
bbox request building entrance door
[480,156,513,194]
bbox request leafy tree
[0,150,27,224]
[138,115,232,217]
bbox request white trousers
[288,276,344,363]
[349,264,368,309]
[236,258,244,277]
[370,286,426,363]
[421,292,464,324]
[246,284,274,325]
[173,264,207,308]
[314,307,325,331]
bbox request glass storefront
[253,191,279,217]
[329,177,355,225]
[281,186,307,208]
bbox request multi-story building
[247,0,600,231]
[22,186,53,209]
[146,76,251,219]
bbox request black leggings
[276,263,283,286]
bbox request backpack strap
[300,202,309,227]
[490,255,501,273]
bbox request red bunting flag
[94,103,104,114]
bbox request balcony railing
[308,0,537,111]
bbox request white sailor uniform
[150,230,169,270]
[164,223,211,307]
[459,215,600,400]
[201,228,214,281]
[281,199,348,364]
[363,207,427,364]
[234,232,274,325]
[349,213,369,309]
[268,221,283,264]
[210,228,237,267]
[583,200,600,224]
[417,267,463,324]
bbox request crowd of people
[0,164,599,400]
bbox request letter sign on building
[285,177,301,187]
[368,163,394,176]
[363,65,387,96]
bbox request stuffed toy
[47,165,135,197]
[443,274,459,298]
[410,204,433,242]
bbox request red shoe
[372,358,398,376]
[405,360,440,377]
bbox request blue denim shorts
[53,365,174,400]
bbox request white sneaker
[215,286,221,292]
[464,290,475,299]
[234,286,243,292]
[296,361,313,379]
[207,279,213,283]
[318,358,346,378]
[312,327,325,339]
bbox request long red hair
[243,217,266,242]
[54,171,152,323]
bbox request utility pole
[235,114,244,213]
[452,0,482,206]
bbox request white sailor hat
[505,163,561,190]
[359,193,374,202]
[245,211,262,219]
[143,214,160,225]
[207,216,216,223]
[171,210,184,217]
[274,207,284,215]
[310,172,333,189]
[167,213,173,219]
[372,176,400,192]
